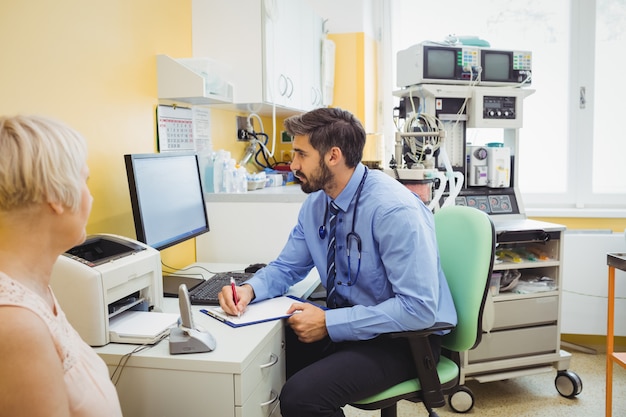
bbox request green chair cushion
[352,356,459,405]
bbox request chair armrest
[381,322,456,409]
[385,321,456,339]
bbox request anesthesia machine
[388,38,583,412]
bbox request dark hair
[283,108,365,168]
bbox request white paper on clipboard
[200,295,325,328]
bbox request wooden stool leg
[606,266,616,417]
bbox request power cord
[252,132,278,169]
[161,261,245,277]
[110,334,168,386]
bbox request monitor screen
[482,51,511,81]
[124,152,209,251]
[425,48,456,79]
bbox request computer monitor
[124,152,209,251]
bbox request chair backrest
[434,205,495,353]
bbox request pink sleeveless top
[0,272,123,417]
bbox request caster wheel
[555,370,583,398]
[448,385,474,413]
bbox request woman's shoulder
[0,304,55,354]
[0,273,54,346]
[0,273,51,316]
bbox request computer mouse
[245,263,267,273]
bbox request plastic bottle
[213,150,231,193]
[223,158,237,193]
[235,165,248,193]
[201,151,215,193]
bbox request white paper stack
[109,311,179,344]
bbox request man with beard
[218,107,456,417]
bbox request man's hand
[287,302,328,343]
[218,284,255,316]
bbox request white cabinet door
[300,2,323,111]
[264,0,302,109]
[193,0,322,112]
[192,0,264,105]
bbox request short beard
[298,159,333,194]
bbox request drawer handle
[259,353,278,369]
[259,391,279,407]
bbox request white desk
[95,263,320,417]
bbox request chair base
[377,402,439,417]
[380,404,397,417]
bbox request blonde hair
[0,115,87,212]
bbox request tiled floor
[344,349,626,416]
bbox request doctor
[218,107,456,417]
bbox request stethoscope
[318,167,368,286]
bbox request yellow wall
[530,217,626,232]
[0,0,194,265]
[0,0,291,269]
[327,32,380,164]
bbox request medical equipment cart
[392,83,582,412]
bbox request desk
[606,254,626,417]
[94,263,320,417]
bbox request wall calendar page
[156,105,194,151]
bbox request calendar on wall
[156,104,212,152]
[157,105,194,151]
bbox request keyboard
[188,271,254,305]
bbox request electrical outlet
[281,150,294,162]
[236,116,249,141]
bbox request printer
[50,233,164,347]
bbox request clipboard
[200,295,324,328]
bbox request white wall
[561,231,626,336]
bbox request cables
[246,113,265,137]
[110,337,165,385]
[401,111,445,168]
[240,113,278,170]
[161,261,245,277]
[251,131,278,169]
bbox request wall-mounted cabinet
[156,54,233,106]
[192,0,324,115]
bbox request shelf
[493,259,560,270]
[156,55,233,105]
[493,290,559,302]
[393,83,535,99]
[611,352,626,368]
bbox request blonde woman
[0,115,122,417]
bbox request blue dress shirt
[245,163,457,342]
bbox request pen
[230,277,240,317]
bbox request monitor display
[482,52,511,81]
[425,48,456,79]
[124,152,209,251]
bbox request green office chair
[351,205,495,417]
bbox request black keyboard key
[189,272,253,305]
